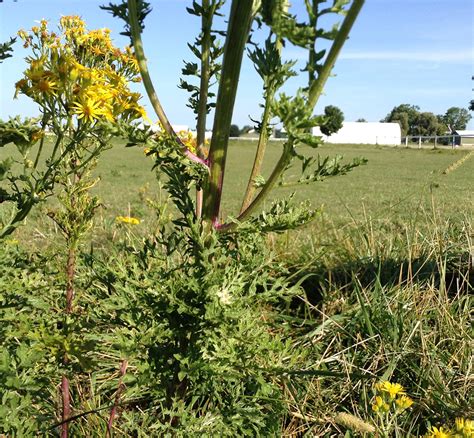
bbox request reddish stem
[106,359,129,437]
[61,375,71,438]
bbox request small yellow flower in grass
[425,426,453,438]
[115,216,140,225]
[395,395,414,411]
[376,381,405,399]
[372,395,383,412]
[455,418,473,436]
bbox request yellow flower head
[376,381,405,399]
[372,395,383,412]
[395,395,414,411]
[34,77,58,96]
[30,130,45,143]
[115,216,140,225]
[26,67,45,82]
[425,426,453,438]
[72,97,103,123]
[14,79,30,98]
[455,418,473,436]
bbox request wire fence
[402,135,458,149]
[231,135,474,148]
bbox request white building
[312,122,401,145]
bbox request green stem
[33,115,49,169]
[308,0,364,108]
[307,0,318,84]
[218,140,294,232]
[196,0,212,218]
[202,0,255,226]
[127,0,209,167]
[128,0,173,135]
[239,90,273,213]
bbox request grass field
[3,139,472,246]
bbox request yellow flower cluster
[425,418,473,438]
[177,130,209,156]
[372,381,413,414]
[15,16,146,125]
[115,216,140,225]
[177,130,198,155]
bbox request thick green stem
[308,0,364,108]
[219,141,293,232]
[196,0,212,218]
[202,0,255,226]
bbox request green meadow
[6,140,472,245]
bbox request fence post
[434,136,437,148]
[405,136,408,147]
[418,136,421,148]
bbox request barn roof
[312,122,401,145]
[454,130,474,137]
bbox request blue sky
[1,0,473,128]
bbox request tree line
[231,104,472,139]
[382,104,472,137]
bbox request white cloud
[339,49,472,63]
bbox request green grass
[89,140,474,224]
[2,139,472,246]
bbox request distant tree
[412,112,439,137]
[240,125,252,135]
[384,111,409,137]
[442,107,472,131]
[383,104,420,136]
[320,105,344,136]
[229,124,240,137]
[356,118,367,122]
[436,115,448,135]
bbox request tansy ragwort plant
[1,16,146,437]
[102,0,367,233]
[0,17,144,239]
